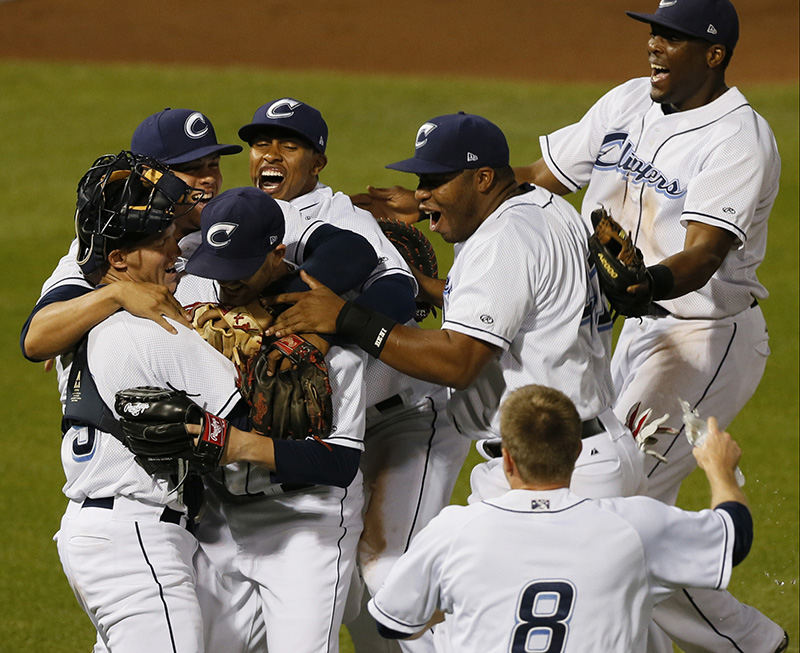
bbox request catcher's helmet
[75,150,192,275]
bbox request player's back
[439,489,656,652]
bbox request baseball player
[52,151,242,652]
[20,108,242,367]
[368,384,757,653]
[178,185,371,653]
[266,112,645,504]
[238,98,472,653]
[511,1,784,651]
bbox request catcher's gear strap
[715,502,753,566]
[62,335,125,442]
[335,300,397,358]
[648,264,674,301]
[272,438,360,488]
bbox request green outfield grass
[1,61,796,652]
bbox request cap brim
[162,143,243,165]
[238,123,322,152]
[184,249,266,281]
[385,157,460,174]
[625,11,707,40]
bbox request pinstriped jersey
[541,78,780,319]
[368,488,736,652]
[442,186,614,426]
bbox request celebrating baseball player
[368,384,757,653]
[238,98,471,653]
[352,2,786,649]
[266,112,645,504]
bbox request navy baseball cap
[131,108,242,166]
[185,187,285,281]
[627,0,739,51]
[386,112,509,175]
[238,98,328,153]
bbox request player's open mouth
[259,168,285,193]
[424,210,442,229]
[650,64,669,83]
[190,190,214,206]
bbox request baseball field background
[0,1,796,650]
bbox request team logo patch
[207,222,239,248]
[530,499,550,510]
[184,112,209,139]
[480,314,494,325]
[706,24,718,35]
[466,152,479,163]
[266,98,302,119]
[443,276,452,297]
[123,402,151,417]
[415,122,438,149]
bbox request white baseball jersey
[368,488,737,652]
[442,185,614,429]
[61,313,240,509]
[540,78,780,319]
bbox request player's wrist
[335,301,396,358]
[647,264,674,301]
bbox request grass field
[1,61,796,651]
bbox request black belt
[82,496,187,528]
[649,298,758,319]
[581,417,604,438]
[374,394,403,413]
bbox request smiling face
[248,127,327,201]
[414,169,486,244]
[647,24,727,111]
[168,154,223,235]
[108,224,181,289]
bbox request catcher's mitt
[190,301,275,369]
[377,218,439,322]
[115,386,229,476]
[239,335,333,440]
[588,207,651,317]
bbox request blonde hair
[500,384,582,484]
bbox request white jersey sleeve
[600,496,736,600]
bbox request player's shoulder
[594,77,653,111]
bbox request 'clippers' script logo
[267,98,302,119]
[415,122,438,149]
[595,132,685,198]
[184,112,209,139]
[124,402,150,417]
[207,222,238,248]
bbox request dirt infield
[0,0,796,84]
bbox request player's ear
[706,43,726,69]
[474,167,496,193]
[501,446,515,479]
[107,248,128,272]
[311,153,327,176]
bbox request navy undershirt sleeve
[715,501,753,566]
[272,438,361,487]
[354,273,416,323]
[20,284,93,361]
[271,224,378,295]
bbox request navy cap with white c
[385,112,509,175]
[185,187,285,281]
[238,98,328,153]
[131,108,242,166]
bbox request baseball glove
[190,301,275,369]
[239,335,333,440]
[377,218,439,322]
[115,386,230,476]
[588,207,651,317]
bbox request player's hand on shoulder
[113,280,192,333]
[351,185,421,224]
[265,271,344,338]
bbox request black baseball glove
[377,218,439,322]
[588,207,652,317]
[114,386,230,476]
[239,335,333,440]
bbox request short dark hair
[500,385,582,484]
